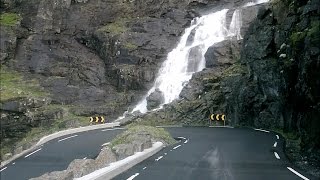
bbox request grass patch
[109,125,176,148]
[222,63,247,77]
[0,67,48,101]
[290,31,307,47]
[123,42,137,50]
[98,18,130,35]
[0,13,21,26]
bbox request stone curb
[0,122,120,168]
[77,142,164,180]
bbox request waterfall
[132,9,232,114]
[243,0,270,7]
[117,0,270,117]
[228,9,242,40]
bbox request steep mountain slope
[0,0,258,162]
[134,0,319,176]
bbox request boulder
[146,88,165,110]
[205,39,241,68]
[112,144,135,160]
[94,147,117,169]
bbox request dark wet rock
[0,97,51,113]
[146,88,165,110]
[205,39,241,67]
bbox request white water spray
[132,9,234,113]
[119,0,270,116]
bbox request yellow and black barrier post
[89,116,105,124]
[210,114,226,126]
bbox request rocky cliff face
[0,0,194,160]
[0,0,259,160]
[226,0,320,175]
[140,0,319,176]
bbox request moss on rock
[0,67,49,101]
[110,125,175,148]
[0,13,21,26]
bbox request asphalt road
[0,127,124,180]
[114,127,312,180]
[0,126,313,180]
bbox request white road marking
[164,153,167,155]
[0,167,7,172]
[209,126,234,128]
[12,162,16,165]
[273,142,277,147]
[184,139,189,144]
[274,152,280,159]
[127,173,140,180]
[101,142,110,146]
[58,135,78,142]
[83,157,87,160]
[177,136,186,139]
[276,135,279,139]
[254,128,270,133]
[155,156,163,161]
[287,167,309,180]
[101,128,125,131]
[156,125,182,128]
[24,148,42,158]
[173,145,182,150]
[142,167,147,170]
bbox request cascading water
[132,9,234,114]
[228,9,242,40]
[118,0,270,117]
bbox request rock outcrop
[141,0,319,177]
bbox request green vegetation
[98,18,130,35]
[290,31,307,47]
[307,20,320,43]
[0,13,21,26]
[109,125,176,148]
[0,67,48,101]
[124,42,138,50]
[222,63,247,77]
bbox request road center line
[24,148,42,158]
[12,162,16,165]
[273,142,277,147]
[274,152,280,159]
[173,145,182,150]
[0,167,7,172]
[209,126,234,128]
[127,173,140,180]
[155,156,163,161]
[142,167,147,170]
[254,128,270,133]
[276,135,279,139]
[287,167,309,180]
[58,135,78,142]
